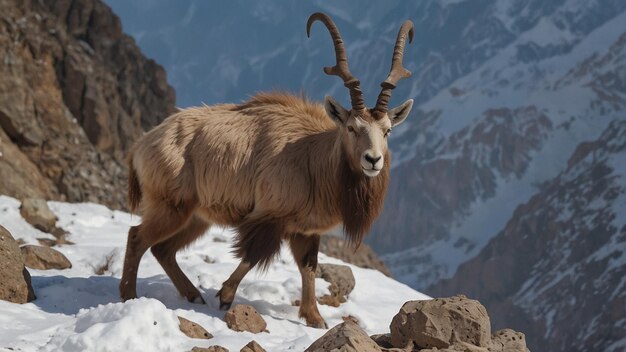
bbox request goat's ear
[324,96,350,125]
[388,99,413,127]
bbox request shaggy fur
[119,91,402,328]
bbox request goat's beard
[338,152,390,247]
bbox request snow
[0,195,428,351]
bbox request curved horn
[307,12,365,111]
[373,20,414,117]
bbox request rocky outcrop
[390,296,491,350]
[178,316,213,340]
[306,296,528,352]
[0,225,36,303]
[224,305,267,334]
[319,235,391,276]
[0,0,175,209]
[429,120,626,352]
[20,245,72,270]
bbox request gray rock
[224,305,267,334]
[390,295,491,350]
[489,329,529,352]
[0,226,36,303]
[19,198,58,233]
[316,263,355,306]
[20,245,72,270]
[305,321,382,352]
[240,340,266,352]
[178,316,213,340]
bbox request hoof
[189,295,206,304]
[219,300,232,311]
[215,288,233,310]
[306,319,328,329]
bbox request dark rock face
[429,120,626,352]
[0,225,36,303]
[0,0,175,209]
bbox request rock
[0,0,175,211]
[490,329,529,352]
[317,294,344,307]
[191,347,229,352]
[20,198,58,233]
[240,340,266,352]
[319,236,392,276]
[178,316,213,339]
[0,226,36,303]
[305,321,382,352]
[224,305,267,333]
[20,245,72,270]
[390,295,491,350]
[315,263,355,306]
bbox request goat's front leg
[289,233,327,329]
[216,261,252,310]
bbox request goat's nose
[364,154,382,165]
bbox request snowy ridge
[429,119,626,351]
[0,196,427,351]
[376,5,626,289]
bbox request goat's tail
[128,154,142,213]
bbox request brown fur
[120,91,398,327]
[339,152,390,246]
[127,155,142,213]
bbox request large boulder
[19,198,58,233]
[224,305,267,334]
[390,296,491,350]
[305,321,382,352]
[20,245,72,270]
[0,225,36,303]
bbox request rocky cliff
[430,120,626,352]
[0,0,175,209]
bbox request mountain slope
[378,4,626,290]
[0,195,427,351]
[429,119,626,352]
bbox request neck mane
[338,150,390,246]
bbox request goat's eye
[384,128,392,137]
[347,125,355,133]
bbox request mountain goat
[120,12,414,328]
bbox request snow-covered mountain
[0,195,427,351]
[378,1,626,289]
[430,119,626,352]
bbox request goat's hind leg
[289,233,327,329]
[119,202,194,301]
[151,215,211,304]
